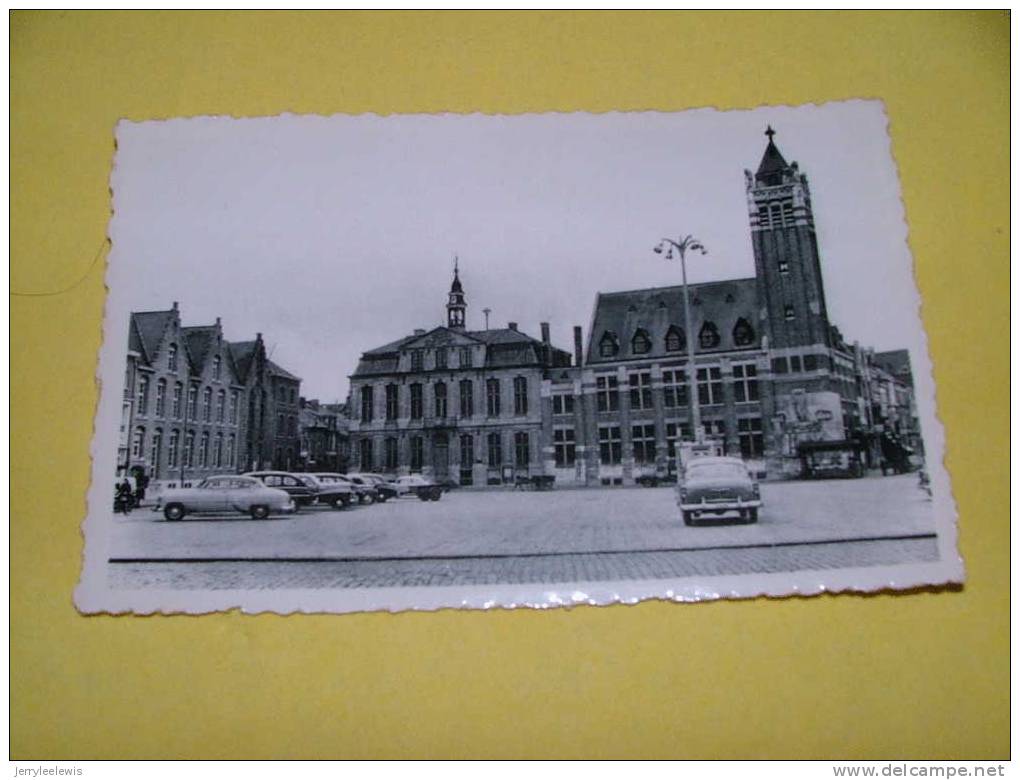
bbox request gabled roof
[182,325,217,372]
[354,324,571,376]
[267,359,301,382]
[873,349,913,385]
[586,278,760,365]
[228,340,259,382]
[130,309,176,365]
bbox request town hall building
[347,129,919,485]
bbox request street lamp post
[654,234,708,444]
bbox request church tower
[746,127,831,350]
[446,259,466,330]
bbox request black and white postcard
[76,101,963,613]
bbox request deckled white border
[75,102,965,615]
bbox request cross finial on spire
[765,125,776,142]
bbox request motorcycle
[114,487,135,515]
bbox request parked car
[676,456,761,526]
[337,473,382,504]
[154,475,295,521]
[244,471,319,508]
[391,475,443,502]
[308,473,356,509]
[349,473,398,501]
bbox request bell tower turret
[446,258,466,330]
[746,126,831,350]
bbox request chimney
[540,322,550,344]
[171,301,178,311]
[508,322,518,331]
[573,326,584,368]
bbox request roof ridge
[600,277,757,297]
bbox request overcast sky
[111,100,923,402]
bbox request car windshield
[686,463,748,480]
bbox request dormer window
[665,326,685,353]
[733,318,755,347]
[410,349,423,372]
[699,322,720,350]
[435,348,447,370]
[212,354,221,380]
[598,331,619,358]
[167,343,178,372]
[631,329,651,355]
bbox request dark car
[339,473,382,504]
[243,471,319,508]
[307,473,356,509]
[350,473,398,501]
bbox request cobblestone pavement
[106,474,938,589]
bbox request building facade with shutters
[348,266,573,486]
[119,304,302,487]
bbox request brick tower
[746,126,832,350]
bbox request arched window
[631,329,651,355]
[202,387,213,422]
[733,318,755,347]
[155,379,167,417]
[151,428,163,477]
[699,322,720,350]
[131,426,145,458]
[226,435,235,468]
[212,355,222,380]
[213,433,224,468]
[167,429,180,468]
[216,389,226,422]
[198,432,210,468]
[172,382,183,419]
[167,343,178,372]
[183,430,195,468]
[665,326,685,353]
[599,331,619,358]
[136,375,150,415]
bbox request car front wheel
[682,511,697,526]
[163,503,185,522]
[743,508,759,524]
[332,496,349,510]
[250,504,270,520]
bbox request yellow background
[11,11,1009,759]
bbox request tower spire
[446,257,466,330]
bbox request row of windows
[358,431,532,471]
[591,418,765,465]
[771,353,823,375]
[592,365,759,412]
[361,377,530,422]
[136,376,240,425]
[276,414,298,437]
[161,343,228,380]
[757,199,795,229]
[276,384,298,404]
[408,346,475,372]
[130,426,237,473]
[599,319,755,358]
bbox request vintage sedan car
[677,456,761,526]
[154,475,295,521]
[346,473,398,502]
[244,471,319,507]
[391,475,443,502]
[309,473,356,509]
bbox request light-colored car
[154,475,295,521]
[391,475,443,502]
[310,473,356,509]
[677,456,761,526]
